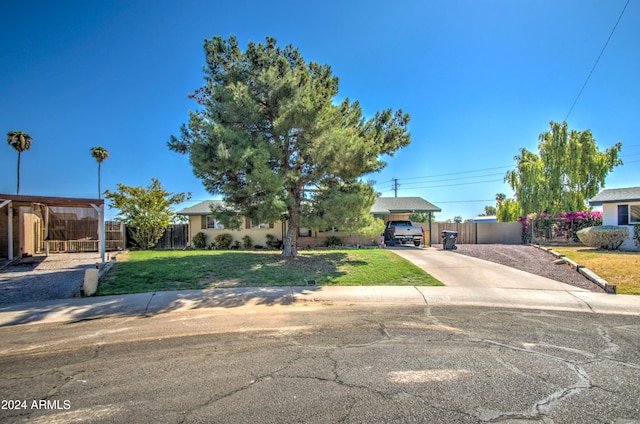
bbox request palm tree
[90,146,109,198]
[6,130,33,195]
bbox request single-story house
[178,196,441,248]
[588,186,640,251]
[178,200,281,248]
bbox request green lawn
[98,249,443,295]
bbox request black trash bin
[441,230,458,250]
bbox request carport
[0,194,105,264]
[371,197,441,246]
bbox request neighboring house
[0,194,110,262]
[178,200,280,248]
[589,186,640,251]
[178,196,441,248]
[473,215,497,223]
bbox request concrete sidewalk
[1,246,638,327]
[1,285,639,327]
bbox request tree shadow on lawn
[98,251,352,293]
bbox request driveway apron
[389,246,587,291]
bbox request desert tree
[104,178,190,249]
[506,121,622,215]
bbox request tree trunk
[16,152,21,195]
[282,194,300,258]
[98,162,101,199]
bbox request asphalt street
[1,247,639,423]
[1,301,639,423]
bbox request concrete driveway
[389,246,585,291]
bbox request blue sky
[2,0,639,221]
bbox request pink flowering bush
[519,211,603,243]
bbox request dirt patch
[452,244,605,292]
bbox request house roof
[180,197,442,216]
[178,200,225,215]
[371,197,441,215]
[0,194,104,208]
[473,215,497,223]
[588,187,640,206]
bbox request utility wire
[564,0,630,121]
[399,172,507,186]
[394,178,505,190]
[394,165,513,181]
[432,199,495,204]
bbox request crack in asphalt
[3,305,637,423]
[180,306,620,423]
[469,338,595,422]
[143,292,156,317]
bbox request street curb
[532,244,617,294]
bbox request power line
[373,165,513,191]
[399,172,506,186]
[394,165,513,181]
[432,199,495,204]
[564,0,630,121]
[400,178,505,190]
[376,149,637,193]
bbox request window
[319,227,340,233]
[618,204,640,225]
[202,216,224,229]
[299,227,312,237]
[246,218,272,230]
[631,204,640,224]
[618,205,629,225]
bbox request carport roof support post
[0,200,12,260]
[90,203,105,264]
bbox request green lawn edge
[98,249,444,296]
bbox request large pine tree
[169,36,411,257]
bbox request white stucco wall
[602,204,618,226]
[601,203,639,251]
[186,215,284,247]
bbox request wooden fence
[425,222,522,245]
[47,239,100,253]
[47,221,125,253]
[105,221,126,250]
[154,224,189,250]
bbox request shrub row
[191,232,283,250]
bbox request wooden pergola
[0,194,105,263]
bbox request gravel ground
[0,253,103,305]
[452,244,605,292]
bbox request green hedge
[577,225,629,250]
